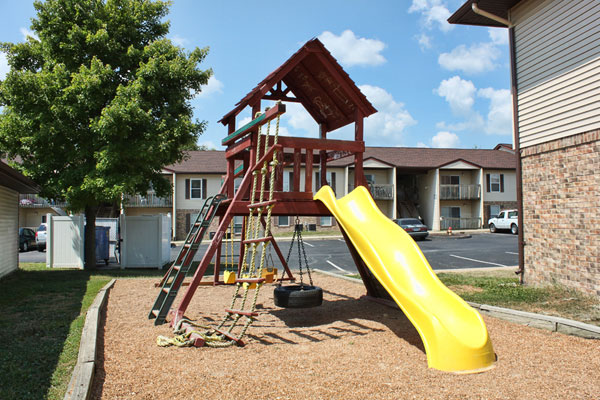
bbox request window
[283,171,293,192]
[486,173,504,193]
[320,216,333,227]
[278,216,289,227]
[508,211,518,218]
[315,171,336,192]
[489,205,501,218]
[185,178,207,199]
[441,175,460,185]
[365,174,375,185]
[441,206,461,219]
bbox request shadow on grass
[0,267,91,399]
[0,264,168,399]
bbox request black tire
[37,245,45,252]
[511,224,518,235]
[489,223,497,233]
[274,285,323,308]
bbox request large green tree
[0,0,211,267]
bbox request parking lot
[19,232,518,274]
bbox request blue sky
[0,0,513,150]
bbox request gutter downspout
[472,3,513,27]
[509,26,525,284]
[472,3,524,283]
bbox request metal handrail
[439,184,481,200]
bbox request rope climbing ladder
[157,103,289,347]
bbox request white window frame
[190,178,205,199]
[490,174,501,192]
[320,216,333,227]
[278,216,290,227]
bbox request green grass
[0,263,165,400]
[349,270,600,326]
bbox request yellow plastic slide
[314,186,496,373]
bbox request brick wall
[521,129,600,296]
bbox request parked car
[394,218,429,240]
[19,227,37,252]
[488,210,519,235]
[36,223,48,251]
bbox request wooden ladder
[148,194,227,325]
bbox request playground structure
[149,38,496,372]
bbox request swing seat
[241,274,258,289]
[223,270,236,284]
[261,267,277,283]
[274,285,323,308]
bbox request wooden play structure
[149,38,389,346]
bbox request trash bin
[95,226,110,265]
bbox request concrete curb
[64,279,116,400]
[468,302,600,339]
[314,270,600,340]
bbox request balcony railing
[348,184,394,200]
[19,194,67,208]
[124,193,172,207]
[439,184,481,200]
[440,217,481,230]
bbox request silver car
[36,223,47,251]
[394,218,429,240]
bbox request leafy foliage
[0,0,211,211]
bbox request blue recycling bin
[95,226,110,265]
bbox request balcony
[124,193,172,208]
[348,184,394,200]
[19,194,67,208]
[439,184,480,200]
[440,217,481,230]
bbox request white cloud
[416,141,429,148]
[438,42,500,74]
[408,0,453,33]
[359,84,417,144]
[0,52,9,80]
[196,76,224,98]
[435,76,476,116]
[478,87,512,135]
[488,28,509,46]
[170,34,189,47]
[431,131,460,148]
[416,33,432,51]
[318,30,386,67]
[20,27,38,41]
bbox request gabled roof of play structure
[219,38,377,132]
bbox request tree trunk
[84,205,97,269]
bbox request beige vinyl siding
[512,0,600,148]
[0,186,19,279]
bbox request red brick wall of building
[521,129,600,296]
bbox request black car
[19,227,37,252]
[393,218,429,240]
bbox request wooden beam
[277,136,364,152]
[222,102,285,146]
[293,149,301,192]
[305,150,313,194]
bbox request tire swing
[274,217,323,308]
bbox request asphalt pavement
[20,232,518,275]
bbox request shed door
[0,186,19,279]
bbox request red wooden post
[305,149,313,193]
[293,148,301,192]
[354,111,365,188]
[319,124,328,189]
[226,119,236,197]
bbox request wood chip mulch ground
[91,273,600,399]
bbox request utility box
[95,226,110,265]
